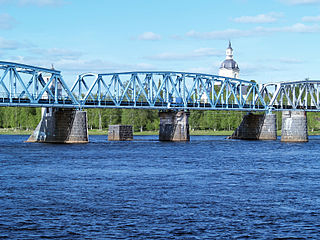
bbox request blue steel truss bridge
[0,61,319,112]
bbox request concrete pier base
[26,108,89,143]
[108,125,133,141]
[229,113,277,140]
[281,111,308,142]
[159,110,190,141]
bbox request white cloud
[6,56,155,74]
[0,37,24,49]
[146,48,223,61]
[0,13,16,30]
[278,58,304,64]
[52,59,156,74]
[29,48,83,61]
[171,34,184,40]
[184,66,216,74]
[0,36,35,50]
[240,62,285,77]
[302,15,320,22]
[276,23,320,32]
[137,32,161,41]
[0,0,67,6]
[280,0,320,4]
[18,0,66,6]
[186,23,320,39]
[234,13,282,23]
[186,29,254,39]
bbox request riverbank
[0,128,233,136]
[2,128,320,136]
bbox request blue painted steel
[71,71,267,111]
[0,61,79,108]
[1,61,320,112]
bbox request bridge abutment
[26,108,89,143]
[108,125,133,141]
[229,113,277,140]
[159,110,190,141]
[281,111,308,142]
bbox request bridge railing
[71,71,268,111]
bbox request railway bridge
[0,61,317,142]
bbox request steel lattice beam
[0,61,79,108]
[260,80,320,111]
[71,71,267,111]
[2,61,320,112]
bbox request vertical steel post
[150,74,153,103]
[98,76,101,106]
[33,72,38,99]
[225,80,229,108]
[78,76,82,101]
[165,75,169,104]
[54,75,58,104]
[183,74,186,108]
[116,74,120,105]
[133,74,136,105]
[9,68,13,103]
[239,83,242,106]
[252,84,256,109]
[293,84,296,107]
[317,84,319,107]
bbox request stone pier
[26,108,89,143]
[108,125,133,141]
[229,113,277,140]
[159,110,190,141]
[281,111,308,142]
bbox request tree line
[0,107,320,132]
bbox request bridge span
[1,61,320,111]
[0,61,317,143]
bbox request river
[0,135,319,239]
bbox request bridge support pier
[281,111,308,142]
[108,125,133,141]
[159,110,190,141]
[26,108,89,143]
[229,113,277,140]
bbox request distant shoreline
[0,128,234,136]
[1,128,320,136]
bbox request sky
[1,0,320,85]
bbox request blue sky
[1,0,320,84]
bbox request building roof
[220,59,239,70]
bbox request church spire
[226,41,233,60]
[219,41,239,78]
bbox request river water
[0,135,319,239]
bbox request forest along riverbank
[2,107,320,135]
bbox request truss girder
[0,61,79,108]
[72,71,267,111]
[2,61,320,112]
[260,80,320,111]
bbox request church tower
[219,41,240,78]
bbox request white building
[200,41,241,103]
[219,41,239,78]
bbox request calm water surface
[0,135,320,239]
